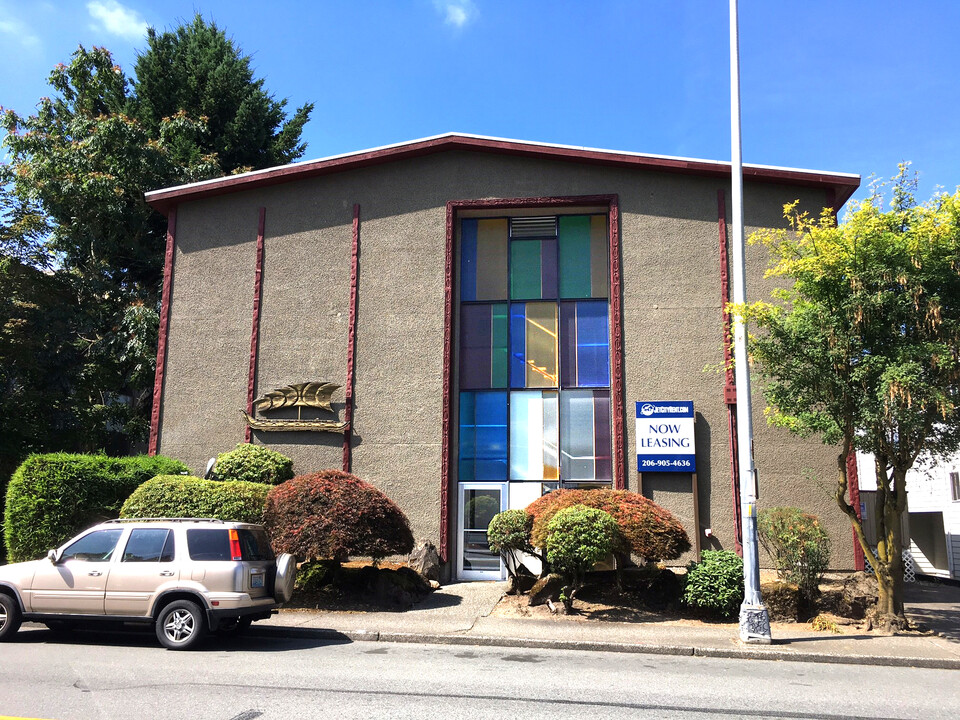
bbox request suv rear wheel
[0,593,22,641]
[156,599,206,650]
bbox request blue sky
[2,1,958,207]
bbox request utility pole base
[739,605,772,644]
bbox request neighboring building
[857,451,960,581]
[145,133,861,581]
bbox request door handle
[159,570,175,577]
[88,570,102,577]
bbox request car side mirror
[47,549,59,564]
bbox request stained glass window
[458,214,611,485]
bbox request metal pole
[729,0,771,644]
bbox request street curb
[249,625,960,670]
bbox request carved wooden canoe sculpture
[253,382,339,412]
[243,381,347,433]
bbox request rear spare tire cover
[274,553,297,603]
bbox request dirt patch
[285,560,435,612]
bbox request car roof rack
[102,518,225,524]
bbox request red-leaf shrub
[263,470,414,562]
[527,489,690,562]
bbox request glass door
[457,483,507,580]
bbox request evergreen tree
[132,15,313,173]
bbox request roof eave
[144,133,860,215]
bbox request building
[145,133,861,581]
[856,451,960,581]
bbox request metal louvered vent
[509,216,557,238]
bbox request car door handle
[159,570,175,577]
[88,570,102,577]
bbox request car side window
[121,529,174,562]
[60,529,124,562]
[186,529,231,560]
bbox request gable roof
[144,132,861,215]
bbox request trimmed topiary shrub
[758,506,831,605]
[214,443,294,485]
[487,508,542,583]
[119,475,270,524]
[545,505,618,611]
[683,549,744,618]
[527,489,690,563]
[4,453,189,561]
[263,470,414,563]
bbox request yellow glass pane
[476,219,508,300]
[525,302,558,388]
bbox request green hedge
[214,443,294,485]
[120,475,270,524]
[4,453,189,561]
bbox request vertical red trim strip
[343,205,361,472]
[244,208,267,444]
[718,190,743,555]
[608,197,626,490]
[846,451,866,571]
[149,206,177,456]
[440,201,456,564]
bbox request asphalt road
[1,625,957,720]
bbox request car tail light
[228,529,243,561]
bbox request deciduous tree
[745,167,960,629]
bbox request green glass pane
[510,240,542,299]
[491,303,508,388]
[558,216,592,298]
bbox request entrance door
[457,483,507,580]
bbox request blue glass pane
[459,391,508,480]
[461,219,478,302]
[576,301,610,387]
[510,303,527,388]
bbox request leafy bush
[683,549,744,618]
[4,453,189,561]
[546,505,618,610]
[758,506,831,604]
[119,475,270,523]
[263,470,414,562]
[488,509,541,580]
[487,509,534,556]
[527,489,690,562]
[214,443,294,485]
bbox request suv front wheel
[156,599,206,650]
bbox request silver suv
[0,518,296,650]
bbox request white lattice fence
[863,548,916,582]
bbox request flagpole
[729,0,771,644]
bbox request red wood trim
[440,201,457,563]
[343,204,361,473]
[846,451,866,571]
[244,208,267,444]
[146,135,860,215]
[149,206,177,456]
[718,190,743,555]
[441,195,624,561]
[608,196,626,490]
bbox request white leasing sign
[635,401,696,473]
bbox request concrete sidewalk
[253,579,960,669]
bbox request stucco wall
[158,149,854,568]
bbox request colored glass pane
[510,390,559,481]
[460,304,508,389]
[575,301,610,387]
[524,302,558,388]
[510,240,541,299]
[510,304,526,388]
[590,215,609,298]
[461,219,478,302]
[540,238,558,298]
[475,219,508,300]
[558,216,592,298]
[560,389,596,481]
[490,303,508,387]
[458,391,507,480]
